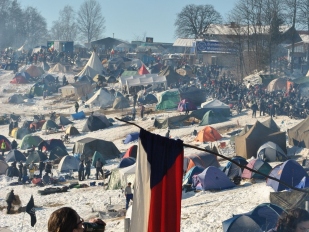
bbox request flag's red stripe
[148,154,183,232]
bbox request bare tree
[132,32,147,42]
[298,0,309,30]
[174,4,222,39]
[77,0,105,43]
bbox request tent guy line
[115,117,309,194]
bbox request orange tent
[138,64,149,75]
[123,145,137,159]
[195,126,222,142]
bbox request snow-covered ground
[0,68,306,231]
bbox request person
[140,104,145,119]
[185,102,189,115]
[259,99,265,116]
[74,101,79,113]
[268,208,309,232]
[165,129,170,138]
[85,159,91,179]
[133,93,137,108]
[39,161,45,178]
[18,161,23,182]
[11,139,17,150]
[251,102,258,118]
[1,140,6,156]
[95,158,104,180]
[43,90,47,100]
[29,161,36,179]
[124,182,133,210]
[45,162,52,174]
[8,122,13,136]
[6,190,16,214]
[62,75,67,86]
[74,76,78,82]
[22,164,29,183]
[42,172,51,185]
[131,107,136,120]
[78,160,85,181]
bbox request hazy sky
[20,0,237,43]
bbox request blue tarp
[71,111,86,120]
[123,132,140,144]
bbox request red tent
[123,145,137,159]
[138,65,149,75]
[10,75,28,84]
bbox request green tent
[153,115,189,129]
[26,151,48,164]
[156,89,180,110]
[29,83,44,96]
[49,146,68,160]
[92,151,107,167]
[199,110,227,126]
[42,120,60,130]
[20,135,43,150]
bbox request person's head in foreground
[276,208,309,232]
[48,207,84,232]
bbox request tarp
[288,116,309,148]
[65,125,80,135]
[199,110,227,126]
[26,151,48,164]
[73,137,120,160]
[235,121,286,159]
[58,155,80,172]
[183,152,219,173]
[267,160,307,191]
[113,97,130,109]
[257,141,287,162]
[270,189,309,210]
[5,150,26,162]
[195,126,222,142]
[123,132,139,144]
[77,65,100,78]
[241,159,272,179]
[20,135,43,150]
[201,99,231,117]
[156,89,180,110]
[86,88,114,108]
[71,111,86,120]
[49,63,67,73]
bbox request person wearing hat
[124,182,133,210]
[6,190,15,214]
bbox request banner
[196,41,239,53]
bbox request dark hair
[48,207,79,232]
[276,208,309,232]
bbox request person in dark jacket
[18,161,23,182]
[11,139,18,150]
[39,161,45,178]
[140,105,145,119]
[95,158,104,180]
[78,160,85,181]
[85,159,91,179]
[251,102,258,118]
[6,190,15,214]
[74,101,79,113]
[22,164,28,183]
[45,162,52,174]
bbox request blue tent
[118,157,136,168]
[5,149,26,162]
[71,111,86,120]
[223,156,248,179]
[267,160,307,192]
[295,176,309,189]
[194,166,235,191]
[123,132,140,144]
[182,166,204,186]
[222,203,284,232]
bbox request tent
[261,117,280,132]
[26,65,44,77]
[123,145,137,159]
[267,160,307,192]
[156,89,181,110]
[194,166,235,190]
[65,125,80,136]
[182,166,205,186]
[82,115,110,132]
[222,203,283,232]
[223,156,248,179]
[179,86,207,105]
[241,159,272,179]
[73,138,120,160]
[8,94,24,104]
[71,111,86,120]
[257,141,288,162]
[177,99,197,112]
[118,157,136,168]
[195,126,222,142]
[184,152,220,173]
[107,163,136,190]
[80,51,106,74]
[58,82,93,99]
[91,151,107,167]
[113,97,130,109]
[0,135,11,151]
[20,135,43,149]
[86,88,115,108]
[5,150,26,162]
[42,139,66,152]
[158,66,182,86]
[153,115,189,129]
[288,117,309,148]
[29,120,46,131]
[10,127,31,139]
[235,121,286,159]
[138,94,158,104]
[267,78,287,92]
[49,63,67,73]
[138,64,149,75]
[93,74,106,83]
[42,120,60,131]
[201,99,231,117]
[189,108,210,120]
[123,132,139,144]
[40,61,50,71]
[26,151,48,164]
[77,65,100,78]
[29,83,44,96]
[55,116,72,126]
[0,160,8,174]
[10,75,28,84]
[199,110,227,126]
[48,146,68,160]
[58,155,80,172]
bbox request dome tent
[82,115,110,132]
[58,155,80,172]
[113,97,130,109]
[65,125,80,136]
[5,150,26,162]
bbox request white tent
[126,76,167,94]
[119,163,136,187]
[201,99,230,109]
[77,65,100,78]
[81,51,106,74]
[49,63,67,73]
[85,88,115,108]
[58,155,80,172]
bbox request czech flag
[130,129,183,232]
